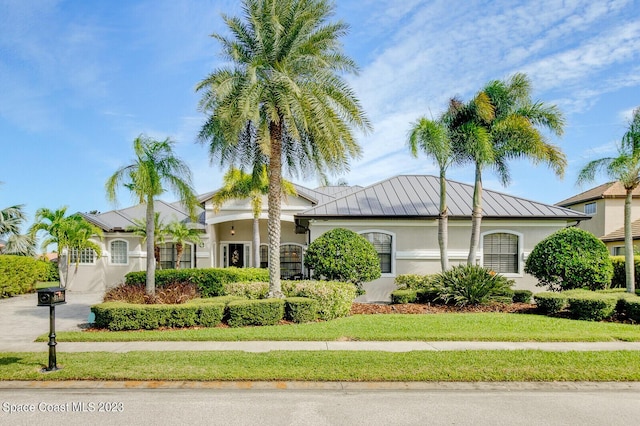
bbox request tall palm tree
[449,73,566,265]
[577,107,640,294]
[126,213,168,269]
[197,0,370,297]
[29,207,102,287]
[165,220,202,269]
[106,135,198,296]
[408,116,454,271]
[0,205,35,256]
[212,166,296,268]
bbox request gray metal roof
[297,175,589,220]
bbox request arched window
[360,231,393,274]
[110,240,128,265]
[483,232,520,274]
[280,244,303,279]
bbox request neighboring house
[73,175,587,300]
[557,181,640,255]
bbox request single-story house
[72,175,588,301]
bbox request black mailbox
[37,287,66,306]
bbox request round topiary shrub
[304,228,382,295]
[525,227,613,291]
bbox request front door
[229,244,244,268]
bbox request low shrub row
[534,290,640,322]
[610,256,640,289]
[92,296,320,330]
[124,267,269,297]
[0,255,53,298]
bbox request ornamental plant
[525,227,613,291]
[304,228,381,295]
[433,264,514,306]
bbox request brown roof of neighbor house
[600,218,640,242]
[557,181,640,207]
[297,175,589,220]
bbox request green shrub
[610,256,640,289]
[0,255,51,297]
[91,301,225,330]
[222,281,269,299]
[619,298,640,322]
[283,280,355,320]
[525,228,613,291]
[433,265,514,306]
[304,228,381,295]
[390,289,418,304]
[125,267,269,297]
[513,290,533,304]
[416,288,440,303]
[226,299,285,327]
[533,292,567,314]
[566,293,617,321]
[284,297,319,323]
[395,274,435,291]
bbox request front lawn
[49,312,640,342]
[1,350,640,381]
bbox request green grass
[2,350,640,381]
[49,313,640,343]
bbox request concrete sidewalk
[3,291,640,354]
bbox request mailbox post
[37,287,66,372]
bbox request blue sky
[2,0,640,225]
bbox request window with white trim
[159,243,192,269]
[483,233,519,274]
[280,244,303,279]
[69,248,96,264]
[260,244,268,268]
[110,240,128,264]
[361,232,392,274]
[584,202,596,215]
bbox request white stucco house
[71,175,588,301]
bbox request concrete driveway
[0,291,103,349]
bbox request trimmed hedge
[619,298,640,322]
[610,256,640,289]
[125,267,269,297]
[223,281,269,299]
[283,280,356,320]
[513,290,533,304]
[285,297,319,323]
[91,300,226,331]
[226,298,285,327]
[533,292,567,315]
[0,255,51,297]
[390,289,418,304]
[394,274,436,291]
[566,293,618,321]
[416,288,440,303]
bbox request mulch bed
[350,302,538,315]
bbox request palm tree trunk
[175,243,183,269]
[467,162,483,265]
[58,248,68,288]
[252,216,260,268]
[145,199,156,296]
[439,170,449,271]
[267,120,283,298]
[624,188,636,293]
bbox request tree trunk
[145,199,156,296]
[267,120,283,298]
[625,188,636,293]
[439,170,449,271]
[175,242,183,269]
[252,216,261,268]
[467,162,483,265]
[58,248,68,288]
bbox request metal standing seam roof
[296,175,590,220]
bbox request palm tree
[197,0,370,297]
[29,207,102,287]
[577,107,640,294]
[106,135,198,296]
[448,73,566,265]
[0,205,35,256]
[212,166,296,268]
[165,221,202,269]
[408,116,454,271]
[126,213,168,269]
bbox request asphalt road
[1,387,639,426]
